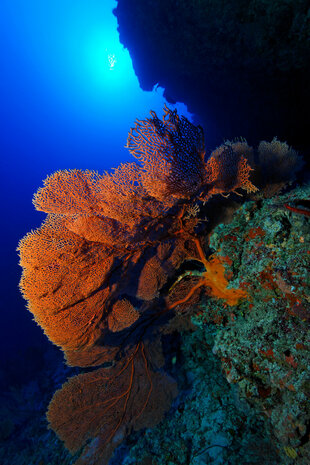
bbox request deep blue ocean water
[0,0,192,364]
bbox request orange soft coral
[167,238,247,310]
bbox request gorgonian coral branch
[126,104,206,200]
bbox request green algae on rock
[199,183,310,464]
[123,183,310,465]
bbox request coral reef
[123,327,280,465]
[120,183,310,465]
[18,106,307,464]
[199,183,310,464]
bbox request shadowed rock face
[114,0,310,158]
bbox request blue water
[0,0,192,360]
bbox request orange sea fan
[18,214,115,354]
[204,144,258,199]
[48,342,177,465]
[33,169,101,216]
[66,214,133,246]
[108,299,140,332]
[18,106,257,464]
[126,105,206,200]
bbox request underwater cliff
[114,0,310,155]
[9,106,310,464]
[0,1,309,464]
